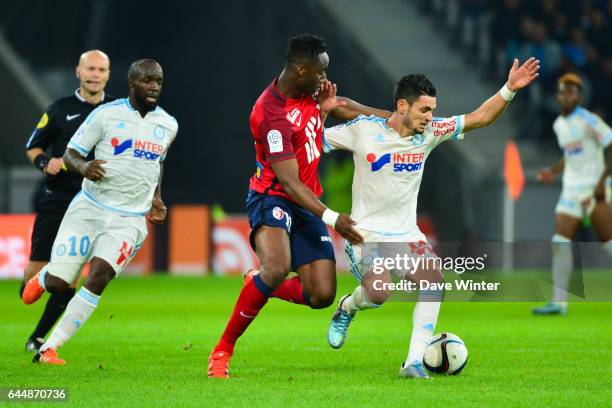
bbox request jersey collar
[75,88,106,104]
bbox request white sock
[551,234,572,306]
[603,240,612,256]
[41,287,99,351]
[406,292,441,365]
[342,285,380,314]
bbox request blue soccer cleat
[532,302,568,316]
[327,295,355,349]
[399,361,431,379]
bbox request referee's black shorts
[29,189,74,262]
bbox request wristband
[33,154,50,173]
[499,84,516,102]
[321,208,340,228]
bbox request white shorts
[47,193,148,284]
[555,184,597,219]
[344,228,438,283]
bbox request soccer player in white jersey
[324,58,540,378]
[21,59,178,365]
[532,73,612,316]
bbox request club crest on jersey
[111,138,164,161]
[153,125,166,140]
[366,152,424,173]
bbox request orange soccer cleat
[208,351,231,378]
[33,348,66,365]
[22,272,46,305]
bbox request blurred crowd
[424,0,612,145]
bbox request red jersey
[248,79,323,201]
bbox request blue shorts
[246,189,335,270]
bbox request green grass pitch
[1,275,610,407]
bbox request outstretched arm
[331,97,392,121]
[463,57,540,132]
[318,81,391,122]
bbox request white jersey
[553,106,612,188]
[323,114,464,236]
[68,98,178,215]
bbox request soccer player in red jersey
[208,34,388,378]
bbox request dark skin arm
[148,162,167,224]
[270,158,363,244]
[537,158,565,184]
[594,145,611,202]
[63,148,107,181]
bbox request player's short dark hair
[285,34,327,65]
[128,58,160,80]
[394,74,436,105]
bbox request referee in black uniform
[22,50,114,352]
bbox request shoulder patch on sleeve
[267,129,283,153]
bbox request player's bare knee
[259,260,290,287]
[85,264,116,295]
[45,273,71,294]
[308,286,335,309]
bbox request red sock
[213,276,270,355]
[271,276,309,305]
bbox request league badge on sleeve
[267,130,283,153]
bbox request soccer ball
[423,333,468,375]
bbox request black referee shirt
[26,89,116,197]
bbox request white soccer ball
[423,333,468,375]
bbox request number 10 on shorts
[55,235,91,258]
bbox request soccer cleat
[22,272,45,305]
[25,337,45,353]
[399,361,431,379]
[242,269,259,286]
[33,348,65,365]
[532,302,568,316]
[208,351,231,378]
[327,295,355,349]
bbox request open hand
[334,213,363,245]
[507,57,540,91]
[317,80,347,114]
[147,197,167,224]
[79,160,107,181]
[536,168,555,184]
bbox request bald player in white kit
[324,58,540,379]
[22,59,178,365]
